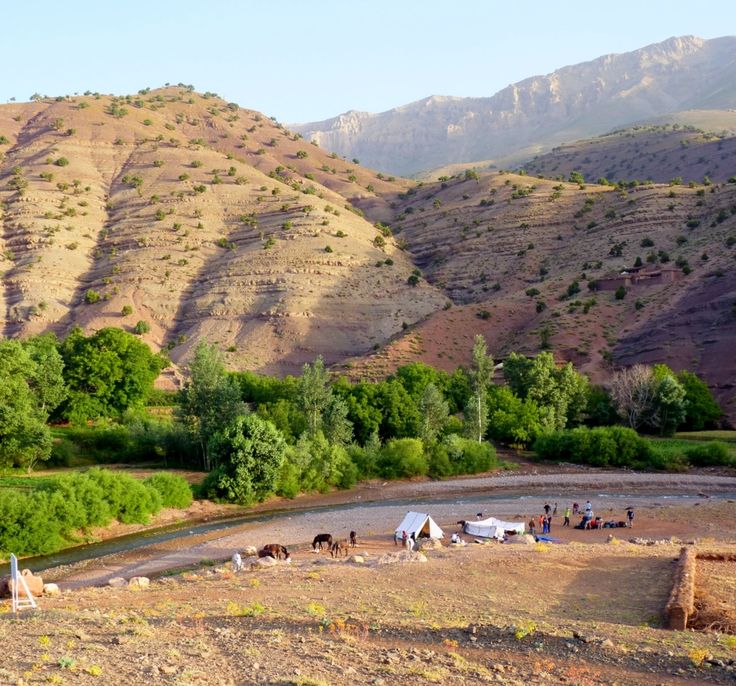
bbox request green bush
[533,427,653,469]
[378,438,427,478]
[0,468,177,557]
[684,441,733,466]
[143,472,193,509]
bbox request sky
[2,1,734,123]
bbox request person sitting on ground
[451,532,461,544]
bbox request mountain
[292,36,736,176]
[347,171,736,420]
[521,124,736,184]
[0,88,445,375]
[1,88,734,420]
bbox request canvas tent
[395,512,444,540]
[463,517,525,541]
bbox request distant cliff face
[293,36,736,176]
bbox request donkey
[259,544,289,560]
[312,533,333,551]
[330,539,349,558]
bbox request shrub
[84,289,101,304]
[378,438,427,478]
[133,320,151,335]
[533,427,653,469]
[55,157,70,167]
[684,442,733,467]
[143,472,193,509]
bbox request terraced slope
[521,125,736,184]
[0,88,444,373]
[351,172,736,418]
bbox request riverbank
[40,469,736,589]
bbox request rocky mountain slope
[349,171,736,419]
[293,36,736,176]
[0,88,444,374]
[1,88,734,419]
[522,124,736,184]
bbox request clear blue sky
[3,1,734,123]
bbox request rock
[420,538,443,550]
[43,583,61,597]
[507,534,536,545]
[600,638,614,649]
[243,546,258,557]
[413,553,428,563]
[348,555,365,564]
[108,577,127,588]
[128,576,150,590]
[253,556,277,568]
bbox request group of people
[528,500,636,538]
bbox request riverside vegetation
[0,328,731,558]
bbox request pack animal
[312,533,333,551]
[330,539,349,558]
[258,544,289,560]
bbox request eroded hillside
[351,171,736,418]
[0,88,444,374]
[522,125,736,184]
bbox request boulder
[243,546,258,557]
[128,576,150,590]
[413,553,428,563]
[348,555,365,564]
[506,534,536,545]
[43,583,61,597]
[252,556,277,569]
[419,538,443,550]
[108,577,127,588]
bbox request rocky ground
[2,540,736,686]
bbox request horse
[259,544,289,560]
[312,533,333,551]
[349,531,357,547]
[330,539,349,558]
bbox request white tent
[463,517,525,540]
[395,511,444,540]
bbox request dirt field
[692,558,736,632]
[2,543,736,686]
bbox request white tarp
[463,517,525,540]
[395,511,444,540]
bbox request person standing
[401,530,408,549]
[553,502,558,515]
[543,503,551,515]
[627,509,635,528]
[528,519,536,538]
[546,515,552,533]
[572,502,579,515]
[563,506,571,527]
[584,500,592,515]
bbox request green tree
[178,342,243,469]
[487,385,544,447]
[419,382,449,445]
[322,396,353,446]
[465,335,493,443]
[0,341,53,471]
[58,328,167,423]
[203,414,285,504]
[503,352,588,430]
[648,365,686,436]
[298,356,331,436]
[23,333,66,414]
[676,371,722,430]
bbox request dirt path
[48,471,736,588]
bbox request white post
[10,554,37,614]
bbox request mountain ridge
[292,35,736,176]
